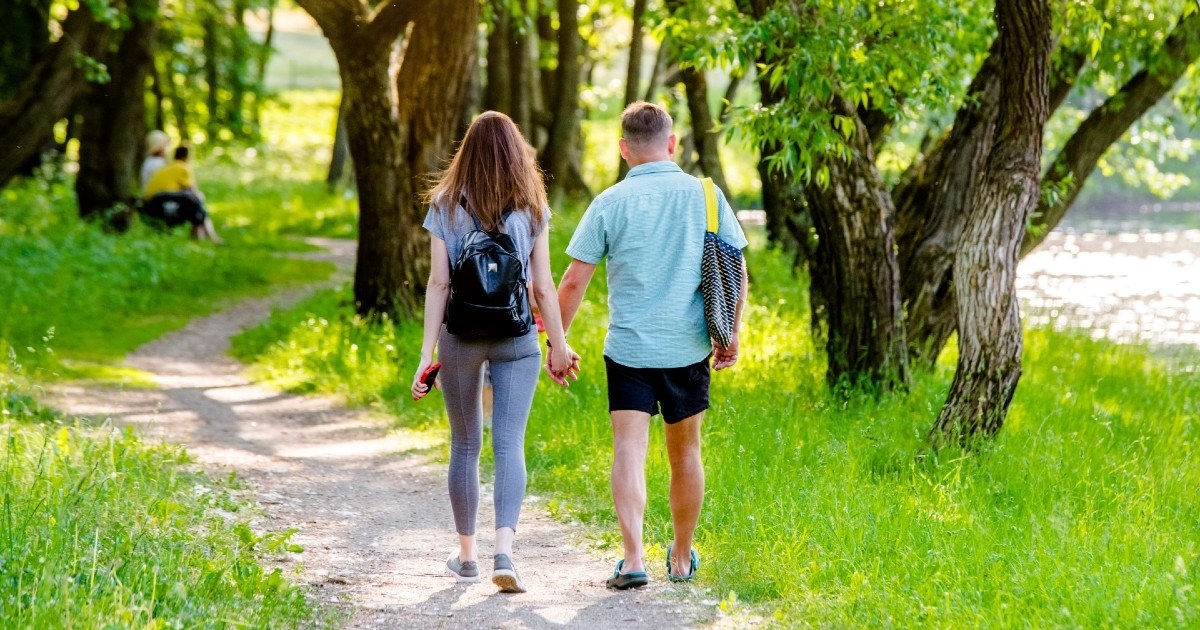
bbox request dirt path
[53,239,722,628]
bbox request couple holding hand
[411,101,749,593]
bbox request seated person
[141,146,222,243]
[140,130,170,191]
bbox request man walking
[555,101,748,588]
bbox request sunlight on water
[1019,211,1200,363]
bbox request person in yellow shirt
[141,146,222,243]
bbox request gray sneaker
[492,554,527,593]
[446,551,480,583]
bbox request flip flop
[605,559,649,590]
[666,542,700,582]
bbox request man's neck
[625,154,672,169]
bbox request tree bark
[0,7,113,188]
[893,39,1002,367]
[202,13,221,139]
[898,10,1200,366]
[665,0,728,192]
[484,2,512,114]
[0,0,51,98]
[76,2,160,229]
[508,12,535,140]
[931,0,1052,448]
[297,0,478,317]
[615,0,648,182]
[326,93,351,191]
[1022,9,1200,256]
[541,0,590,197]
[804,99,909,391]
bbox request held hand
[712,333,740,371]
[411,356,434,400]
[544,344,581,387]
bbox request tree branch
[368,0,421,43]
[1022,9,1200,256]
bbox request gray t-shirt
[422,200,548,283]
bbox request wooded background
[3,0,1199,446]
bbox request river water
[1018,201,1200,362]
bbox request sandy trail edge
[52,238,742,629]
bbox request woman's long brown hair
[426,111,547,233]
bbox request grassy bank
[0,90,362,627]
[0,375,310,627]
[0,92,354,381]
[233,216,1200,626]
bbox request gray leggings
[439,327,541,535]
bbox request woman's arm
[529,228,576,386]
[412,236,451,398]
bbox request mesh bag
[699,177,744,349]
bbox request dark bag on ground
[139,191,207,229]
[446,199,533,338]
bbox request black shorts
[604,355,711,424]
[140,191,208,228]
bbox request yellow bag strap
[701,177,718,233]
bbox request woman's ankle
[458,534,478,562]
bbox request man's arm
[557,259,597,336]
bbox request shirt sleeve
[715,186,749,250]
[565,199,607,263]
[422,204,445,240]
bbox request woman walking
[411,111,576,594]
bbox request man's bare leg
[611,410,651,572]
[664,411,705,577]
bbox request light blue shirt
[566,161,748,368]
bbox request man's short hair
[621,101,672,150]
[174,146,190,161]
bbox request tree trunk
[203,13,221,139]
[898,10,1200,366]
[615,0,647,182]
[664,0,728,192]
[541,0,590,197]
[484,2,512,114]
[0,6,112,188]
[0,0,51,98]
[508,13,535,140]
[804,100,909,391]
[537,10,557,117]
[150,60,166,131]
[298,0,478,317]
[252,0,276,129]
[76,2,159,229]
[931,0,1052,448]
[1021,9,1200,256]
[893,40,1002,367]
[326,93,351,191]
[390,0,480,310]
[678,65,729,192]
[228,0,251,135]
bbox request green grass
[0,91,359,379]
[0,375,312,628]
[233,208,1200,626]
[0,177,333,379]
[0,90,357,626]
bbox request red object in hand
[535,315,545,333]
[414,362,441,401]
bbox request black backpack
[445,200,533,338]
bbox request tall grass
[0,372,311,627]
[234,211,1200,626]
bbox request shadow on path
[53,238,724,628]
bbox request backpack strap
[459,194,481,231]
[701,177,718,234]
